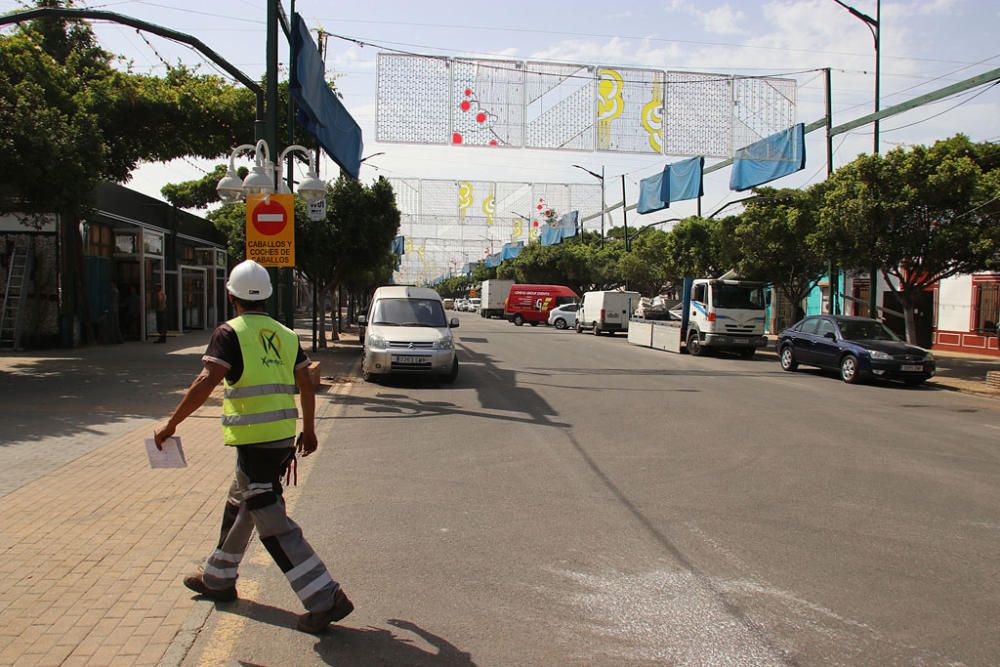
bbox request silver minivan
[358,286,459,383]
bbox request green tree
[296,177,400,344]
[496,232,620,295]
[734,186,829,321]
[616,227,672,296]
[661,216,733,281]
[0,5,260,340]
[435,275,473,299]
[818,135,1000,342]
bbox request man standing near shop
[155,286,168,343]
[153,259,353,634]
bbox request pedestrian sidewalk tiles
[0,342,359,667]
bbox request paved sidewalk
[0,328,360,667]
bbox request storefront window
[143,231,163,257]
[114,233,137,256]
[975,283,999,334]
[83,223,113,257]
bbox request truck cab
[684,278,768,358]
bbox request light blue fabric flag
[501,242,524,260]
[663,156,704,202]
[638,172,667,215]
[559,211,579,240]
[391,235,405,256]
[730,123,806,192]
[540,223,562,246]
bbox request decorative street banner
[245,194,295,267]
[388,178,600,284]
[377,54,796,158]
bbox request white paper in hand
[145,436,187,468]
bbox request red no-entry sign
[245,194,295,267]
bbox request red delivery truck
[504,284,579,326]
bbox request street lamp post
[834,0,880,318]
[217,140,326,323]
[572,164,606,242]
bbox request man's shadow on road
[221,600,477,666]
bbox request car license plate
[900,364,923,372]
[393,355,427,364]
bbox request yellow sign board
[245,194,295,267]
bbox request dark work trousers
[201,441,340,613]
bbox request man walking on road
[154,259,353,634]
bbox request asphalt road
[182,312,1000,667]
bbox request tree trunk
[901,293,918,345]
[317,289,328,348]
[328,284,340,342]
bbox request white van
[358,286,459,383]
[577,290,641,335]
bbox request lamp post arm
[0,7,265,131]
[831,0,877,26]
[279,144,318,175]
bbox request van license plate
[394,355,427,364]
[900,364,923,372]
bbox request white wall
[937,274,973,332]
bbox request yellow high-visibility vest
[221,314,299,445]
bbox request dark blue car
[777,315,935,386]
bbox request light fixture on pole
[572,164,606,241]
[833,0,880,318]
[217,140,327,204]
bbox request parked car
[547,303,581,330]
[442,298,455,310]
[468,297,481,313]
[456,298,470,312]
[358,286,459,383]
[777,315,935,386]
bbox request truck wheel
[575,322,583,334]
[840,354,862,384]
[687,330,705,356]
[513,314,524,326]
[738,348,755,359]
[554,318,567,330]
[592,323,601,336]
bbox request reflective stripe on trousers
[201,443,340,613]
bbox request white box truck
[627,276,768,357]
[480,280,514,318]
[576,290,641,335]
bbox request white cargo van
[358,286,459,383]
[577,290,641,335]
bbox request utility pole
[834,0,880,319]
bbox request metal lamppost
[572,164,606,242]
[834,0,881,318]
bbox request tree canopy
[818,134,1000,341]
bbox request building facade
[0,183,228,349]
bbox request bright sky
[4,0,999,272]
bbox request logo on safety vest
[258,328,283,366]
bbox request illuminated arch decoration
[376,54,796,158]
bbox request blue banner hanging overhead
[541,211,580,245]
[501,242,524,260]
[730,123,805,192]
[291,14,363,178]
[638,172,667,215]
[662,156,704,203]
[638,157,704,215]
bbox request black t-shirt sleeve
[203,324,244,384]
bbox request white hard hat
[227,260,272,301]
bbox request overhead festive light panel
[376,54,796,158]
